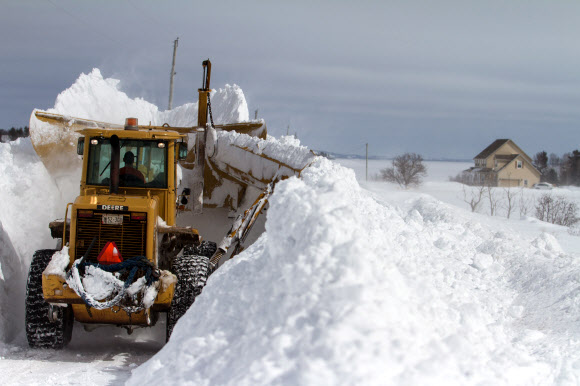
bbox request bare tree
[503,187,519,219]
[462,184,485,212]
[535,194,579,226]
[485,185,502,216]
[518,189,534,217]
[380,153,427,188]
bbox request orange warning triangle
[97,241,123,265]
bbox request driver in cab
[120,151,145,183]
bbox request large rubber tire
[166,254,210,341]
[25,249,74,349]
[184,240,217,258]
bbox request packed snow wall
[0,139,62,343]
[129,157,580,385]
[0,221,21,343]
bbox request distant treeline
[533,150,580,186]
[0,126,29,142]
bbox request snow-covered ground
[1,70,580,385]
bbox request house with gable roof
[462,139,540,187]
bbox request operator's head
[123,151,135,165]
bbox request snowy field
[1,70,580,385]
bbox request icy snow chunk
[531,232,563,253]
[142,284,159,309]
[509,305,525,318]
[43,247,70,280]
[472,253,494,271]
[126,277,147,298]
[157,216,167,227]
[208,84,250,123]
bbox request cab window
[86,138,168,188]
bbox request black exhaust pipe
[110,135,120,194]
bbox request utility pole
[366,143,368,181]
[168,37,179,110]
[254,109,258,120]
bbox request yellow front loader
[25,60,316,348]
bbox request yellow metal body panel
[72,305,148,325]
[42,273,79,302]
[68,194,159,263]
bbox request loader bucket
[29,110,92,175]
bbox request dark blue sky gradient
[2,0,580,159]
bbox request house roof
[496,154,540,178]
[474,139,510,160]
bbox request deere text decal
[98,205,128,211]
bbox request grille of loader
[75,210,147,262]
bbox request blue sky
[2,0,580,159]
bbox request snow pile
[211,131,316,172]
[129,157,580,385]
[42,246,70,280]
[30,68,249,148]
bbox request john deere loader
[25,60,316,348]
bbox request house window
[517,160,522,169]
[524,179,528,186]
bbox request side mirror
[76,137,85,155]
[180,188,191,206]
[177,142,188,160]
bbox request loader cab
[85,138,169,189]
[77,126,186,226]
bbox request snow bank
[0,140,61,260]
[31,68,249,148]
[129,156,580,385]
[0,221,22,343]
[0,139,62,343]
